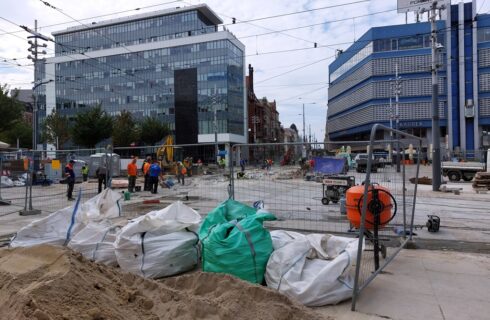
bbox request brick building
[246,64,283,162]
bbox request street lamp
[298,98,316,143]
[31,79,53,149]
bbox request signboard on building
[397,0,448,13]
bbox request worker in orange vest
[127,157,138,193]
[142,156,151,191]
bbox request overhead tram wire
[37,0,194,72]
[0,0,184,37]
[221,0,370,26]
[179,0,327,49]
[255,54,335,85]
[256,82,329,88]
[4,1,490,52]
[4,0,468,63]
[5,6,490,94]
[277,84,329,104]
[237,8,397,41]
[3,12,333,89]
[1,15,181,94]
[3,12,484,67]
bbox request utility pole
[20,20,49,216]
[212,85,218,161]
[25,20,48,151]
[394,64,402,173]
[430,1,443,191]
[389,88,393,163]
[302,103,306,143]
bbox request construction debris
[409,176,432,185]
[472,172,490,193]
[439,185,462,195]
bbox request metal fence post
[229,145,235,199]
[20,151,41,215]
[409,141,422,241]
[402,149,407,236]
[351,125,377,311]
[0,157,12,205]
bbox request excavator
[156,135,178,174]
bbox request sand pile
[0,245,330,320]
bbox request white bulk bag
[265,230,361,306]
[10,189,122,248]
[115,201,201,279]
[68,221,121,266]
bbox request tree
[41,111,71,148]
[112,110,139,147]
[71,105,113,148]
[0,121,32,149]
[139,117,170,146]
[0,84,24,133]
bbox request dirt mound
[0,245,330,320]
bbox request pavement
[315,249,490,320]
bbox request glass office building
[40,4,246,148]
[327,0,490,155]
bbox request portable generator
[321,175,356,205]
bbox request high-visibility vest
[143,162,151,174]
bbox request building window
[478,28,490,43]
[398,36,423,50]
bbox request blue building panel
[327,0,489,153]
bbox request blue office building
[39,4,246,149]
[327,0,490,155]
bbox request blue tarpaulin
[313,157,345,175]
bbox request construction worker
[177,162,186,185]
[96,163,107,194]
[143,156,151,191]
[64,160,75,201]
[240,157,245,172]
[81,165,89,182]
[149,159,161,194]
[127,157,138,193]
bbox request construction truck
[442,149,490,182]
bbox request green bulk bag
[199,199,276,284]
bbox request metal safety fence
[0,143,231,227]
[0,128,420,311]
[229,124,421,311]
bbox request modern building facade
[327,0,490,156]
[38,4,246,149]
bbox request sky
[1,0,489,142]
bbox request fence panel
[230,127,421,311]
[351,124,422,311]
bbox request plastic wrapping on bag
[265,230,361,306]
[68,221,121,266]
[10,189,122,248]
[115,201,201,279]
[199,199,276,284]
[1,176,14,187]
